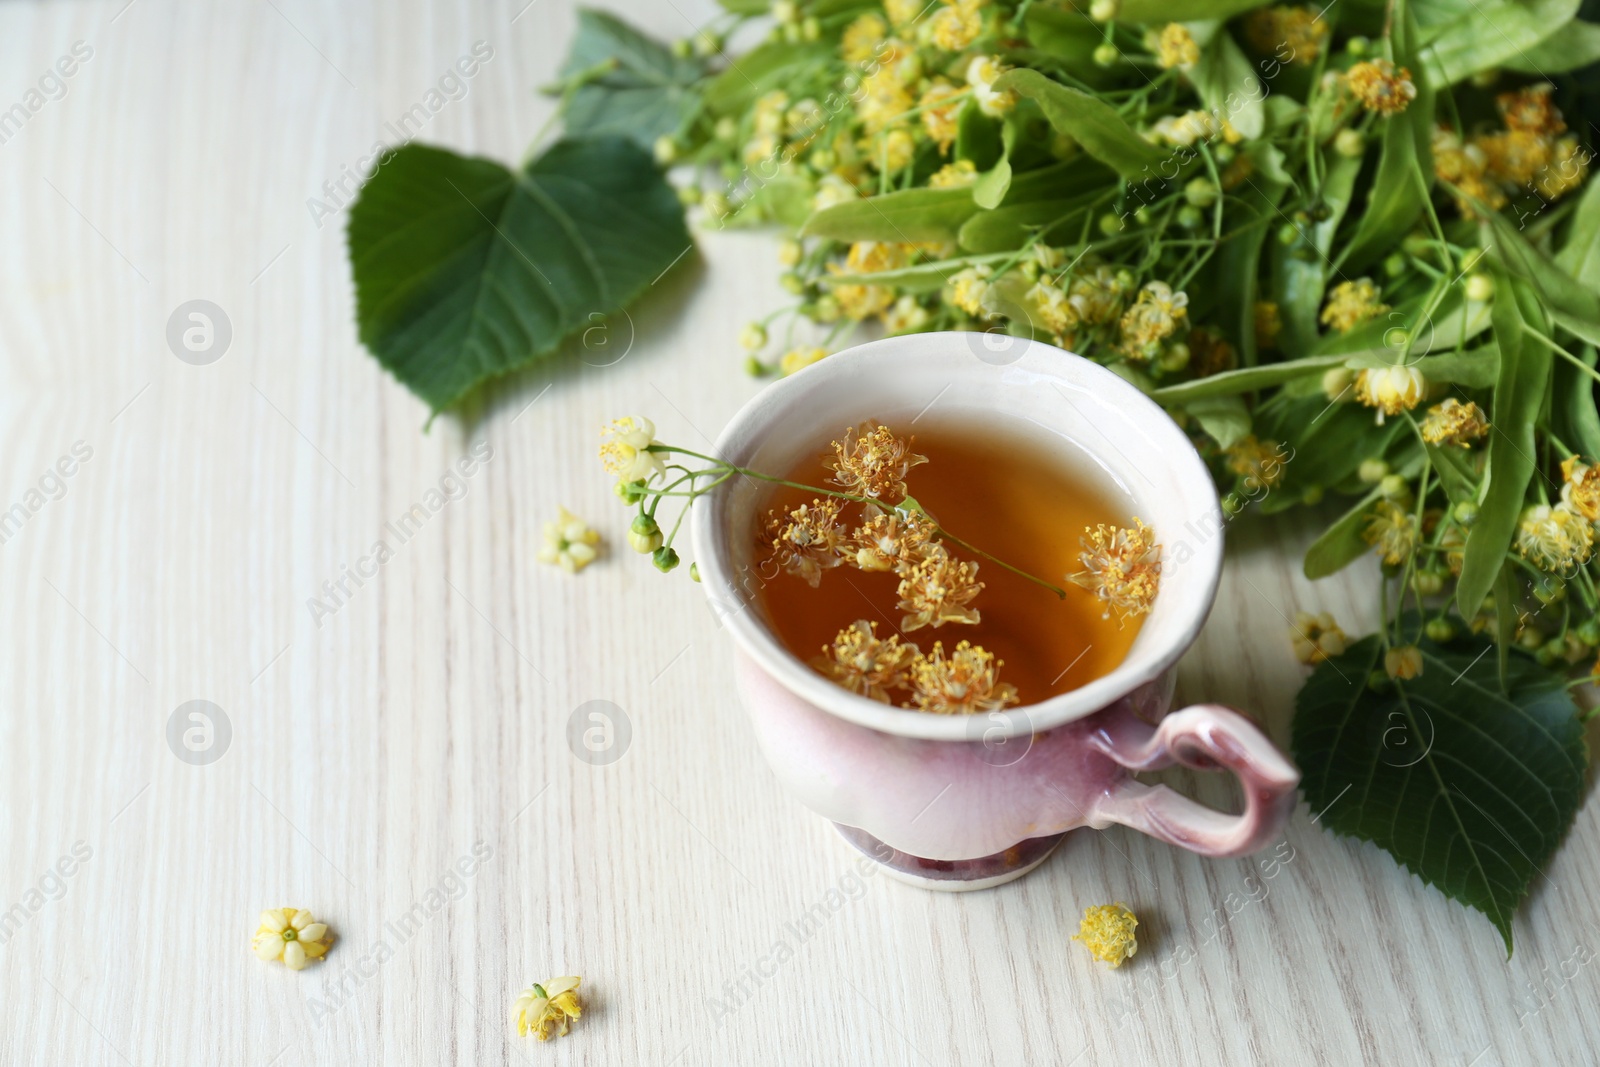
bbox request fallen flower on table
[513,976,583,1040]
[1074,903,1139,969]
[252,907,333,970]
[537,507,602,574]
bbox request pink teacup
[691,332,1299,890]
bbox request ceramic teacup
[691,331,1300,890]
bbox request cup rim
[690,331,1223,741]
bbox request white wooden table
[2,2,1596,1063]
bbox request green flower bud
[714,117,738,143]
[1093,42,1120,67]
[1222,492,1245,516]
[1415,571,1443,596]
[1383,252,1407,278]
[1159,342,1190,373]
[801,16,820,40]
[1301,484,1324,506]
[1424,618,1455,643]
[1347,35,1370,56]
[813,294,841,323]
[780,271,807,295]
[1453,500,1479,526]
[1578,618,1600,646]
[1334,129,1365,158]
[1518,626,1545,651]
[1358,459,1390,483]
[653,136,678,166]
[1183,178,1218,208]
[694,30,724,56]
[671,38,694,59]
[1098,211,1126,235]
[1465,273,1494,302]
[1379,474,1409,501]
[689,561,701,583]
[615,480,648,505]
[740,322,768,351]
[1176,205,1203,229]
[652,546,681,572]
[629,514,663,554]
[676,185,702,206]
[744,355,768,377]
[777,239,804,267]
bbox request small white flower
[599,417,666,484]
[252,907,333,970]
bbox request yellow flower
[1254,301,1282,350]
[876,129,915,173]
[1149,110,1220,147]
[1068,519,1162,624]
[513,977,582,1040]
[1498,82,1565,137]
[851,502,939,572]
[905,640,1018,714]
[845,241,911,275]
[1535,136,1589,201]
[252,907,333,970]
[884,0,922,27]
[763,497,849,586]
[841,12,887,64]
[897,550,984,630]
[1419,399,1489,448]
[1119,281,1189,360]
[1432,127,1507,217]
[1155,23,1199,70]
[882,294,931,333]
[1225,435,1288,491]
[1074,903,1139,968]
[829,422,928,502]
[754,90,789,136]
[600,417,666,484]
[1320,278,1389,333]
[920,80,964,154]
[815,619,921,702]
[1291,611,1347,664]
[965,55,1016,117]
[1384,645,1423,681]
[1026,281,1078,340]
[1354,365,1427,419]
[1363,500,1418,566]
[537,507,601,574]
[1068,265,1128,325]
[813,172,860,211]
[1516,504,1594,572]
[929,159,979,188]
[1562,455,1600,521]
[931,0,985,51]
[780,346,829,376]
[828,271,896,321]
[1243,6,1328,64]
[858,67,913,134]
[1478,128,1551,187]
[947,264,995,316]
[1345,59,1417,115]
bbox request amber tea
[754,418,1154,712]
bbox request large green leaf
[1556,176,1600,288]
[1118,0,1270,19]
[1303,488,1383,578]
[558,8,704,147]
[1484,213,1600,328]
[1419,0,1581,86]
[1504,16,1600,73]
[991,69,1167,180]
[1276,152,1363,354]
[1456,272,1552,616]
[348,139,691,414]
[1293,635,1587,953]
[703,41,831,116]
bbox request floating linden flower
[906,639,1018,715]
[897,550,984,631]
[1068,519,1161,625]
[513,976,583,1041]
[252,907,334,970]
[1074,903,1139,968]
[828,423,928,503]
[763,497,849,587]
[851,503,939,573]
[816,619,921,703]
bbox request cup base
[833,823,1066,892]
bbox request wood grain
[0,1,1595,1064]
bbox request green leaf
[801,187,979,244]
[1150,352,1350,403]
[1276,152,1363,353]
[703,41,830,116]
[558,8,704,147]
[1216,173,1286,365]
[1419,0,1581,86]
[1483,213,1600,328]
[973,120,1018,210]
[347,139,691,414]
[1117,0,1270,19]
[1192,30,1265,140]
[1457,272,1552,616]
[1426,443,1479,503]
[1556,176,1600,288]
[1504,17,1600,73]
[991,69,1168,181]
[1186,394,1251,448]
[716,0,768,11]
[1340,0,1434,271]
[1257,396,1405,512]
[1553,344,1600,461]
[957,192,1103,252]
[1023,6,1110,77]
[1292,634,1587,953]
[1303,488,1383,578]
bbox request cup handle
[1084,703,1300,858]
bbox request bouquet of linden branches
[343,0,1600,949]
